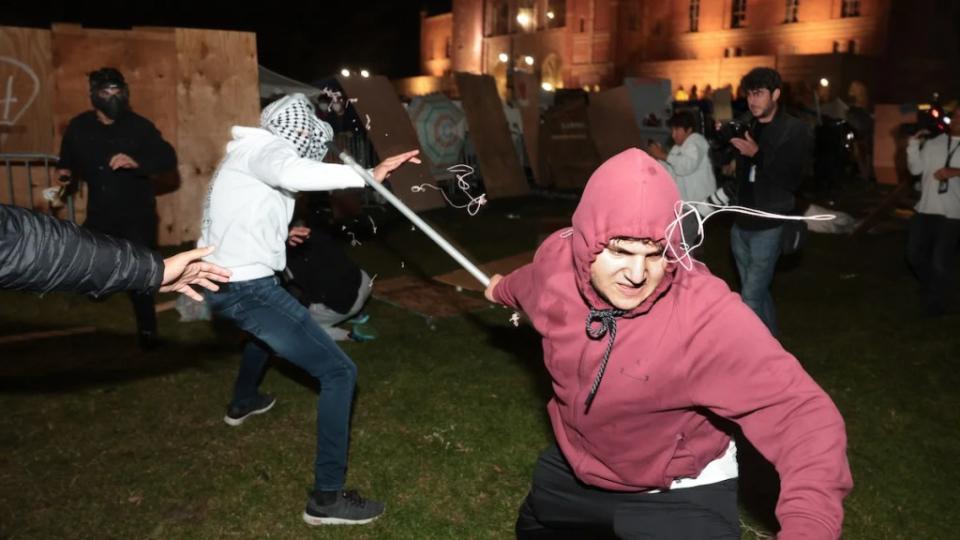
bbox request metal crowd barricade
[0,153,74,221]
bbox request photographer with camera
[906,105,960,316]
[725,68,812,336]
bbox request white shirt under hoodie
[198,126,365,282]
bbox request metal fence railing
[1,153,74,221]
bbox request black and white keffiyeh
[260,93,334,161]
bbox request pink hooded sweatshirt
[492,149,852,539]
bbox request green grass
[1,193,958,539]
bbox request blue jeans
[730,224,782,336]
[907,213,960,315]
[205,276,357,492]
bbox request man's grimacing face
[589,238,668,311]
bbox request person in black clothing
[56,67,178,349]
[284,192,374,342]
[727,67,812,336]
[0,204,229,300]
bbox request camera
[715,120,749,145]
[903,103,950,138]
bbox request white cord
[663,200,836,271]
[411,164,487,216]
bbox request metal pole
[332,143,491,288]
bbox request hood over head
[571,148,685,316]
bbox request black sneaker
[302,490,385,525]
[223,394,276,426]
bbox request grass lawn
[1,193,958,539]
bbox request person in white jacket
[198,93,419,525]
[647,111,717,249]
[906,105,960,316]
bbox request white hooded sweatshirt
[198,126,365,281]
[662,132,717,204]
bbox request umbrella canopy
[407,93,466,170]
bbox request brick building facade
[416,0,958,105]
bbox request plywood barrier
[175,28,260,243]
[540,102,600,190]
[0,23,259,245]
[454,72,529,199]
[587,86,644,161]
[336,74,444,212]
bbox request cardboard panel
[587,86,643,161]
[336,74,444,211]
[454,72,529,198]
[175,28,260,244]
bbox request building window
[580,18,586,33]
[848,39,857,53]
[785,0,799,23]
[516,0,536,32]
[731,0,747,28]
[545,0,566,28]
[485,1,510,36]
[841,0,860,17]
[833,41,840,53]
[724,47,731,58]
[689,0,700,32]
[445,37,451,59]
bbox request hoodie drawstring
[584,307,626,413]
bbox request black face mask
[91,91,129,120]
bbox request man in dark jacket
[728,67,812,336]
[55,67,178,348]
[0,204,229,300]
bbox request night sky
[2,0,453,83]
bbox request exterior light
[360,69,370,78]
[340,69,351,77]
[819,78,829,87]
[541,82,554,91]
[516,13,531,26]
[524,55,534,66]
[498,52,509,63]
[547,11,555,20]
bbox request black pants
[85,212,158,336]
[516,444,740,540]
[906,213,960,315]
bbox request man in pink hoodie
[485,148,852,539]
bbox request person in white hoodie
[647,111,717,249]
[198,93,419,525]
